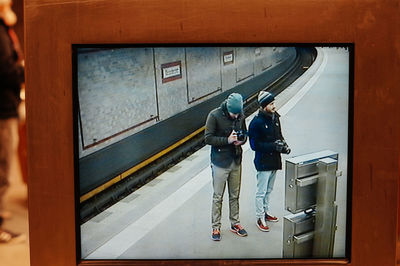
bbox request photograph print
[74,45,351,260]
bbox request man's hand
[274,140,285,152]
[228,130,237,144]
[274,139,291,154]
[233,140,244,146]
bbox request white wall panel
[78,48,157,156]
[236,47,255,82]
[186,47,222,103]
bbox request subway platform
[81,47,349,260]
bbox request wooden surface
[24,0,400,265]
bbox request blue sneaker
[230,224,248,237]
[211,229,221,241]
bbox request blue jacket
[248,109,284,171]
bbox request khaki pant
[0,118,19,212]
[211,161,241,230]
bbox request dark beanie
[258,91,275,108]
[226,93,243,114]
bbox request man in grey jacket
[204,93,248,241]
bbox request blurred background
[0,0,29,265]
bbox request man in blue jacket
[248,91,290,232]
[204,93,248,241]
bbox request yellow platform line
[80,127,205,203]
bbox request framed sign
[24,0,399,266]
[161,61,182,83]
[223,50,234,65]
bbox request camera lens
[236,130,245,141]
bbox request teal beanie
[226,93,243,114]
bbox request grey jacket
[204,101,247,168]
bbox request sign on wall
[161,61,182,83]
[223,51,234,65]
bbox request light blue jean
[255,170,277,219]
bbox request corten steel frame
[24,1,399,266]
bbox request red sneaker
[265,213,279,222]
[256,218,270,232]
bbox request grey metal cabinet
[283,150,340,258]
[283,212,315,258]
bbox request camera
[236,130,247,141]
[282,142,291,154]
[275,140,291,154]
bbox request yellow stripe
[80,127,205,203]
[246,93,258,102]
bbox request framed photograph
[74,44,352,262]
[24,1,399,266]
